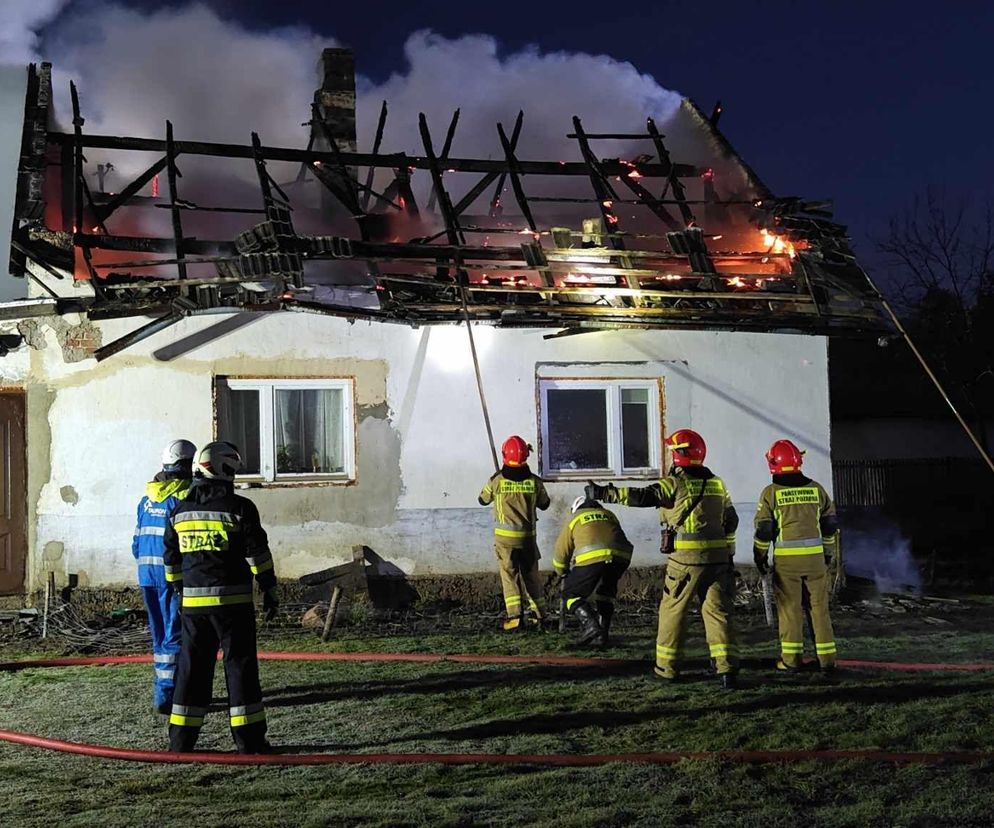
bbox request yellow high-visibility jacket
[553,506,633,573]
[478,464,550,544]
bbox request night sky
[55,1,994,265]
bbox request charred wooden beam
[361,100,388,212]
[164,121,187,281]
[94,156,169,223]
[48,132,701,178]
[427,109,460,213]
[646,117,695,227]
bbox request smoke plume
[842,519,922,595]
[0,0,71,66]
[34,4,685,188]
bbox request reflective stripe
[659,479,677,498]
[565,597,580,610]
[573,544,631,565]
[774,537,824,557]
[504,595,522,605]
[781,641,804,653]
[816,642,837,653]
[137,556,164,567]
[656,644,678,656]
[249,557,274,575]
[229,703,265,717]
[568,510,614,532]
[674,538,728,550]
[230,710,267,728]
[753,539,769,550]
[169,703,207,727]
[183,593,254,608]
[164,571,183,583]
[708,643,734,657]
[183,584,253,597]
[495,524,535,538]
[137,526,165,537]
[155,668,175,680]
[173,510,241,525]
[553,560,567,572]
[172,704,207,717]
[154,654,177,664]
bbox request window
[215,378,355,482]
[539,379,661,478]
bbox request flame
[760,228,796,259]
[728,276,743,288]
[627,169,642,179]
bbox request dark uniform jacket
[478,464,550,545]
[753,473,838,575]
[603,466,738,565]
[553,505,633,574]
[163,479,276,613]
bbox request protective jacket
[163,480,276,613]
[133,477,192,587]
[553,506,633,574]
[604,466,738,564]
[753,473,838,573]
[478,464,550,544]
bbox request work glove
[262,589,280,622]
[754,554,769,576]
[585,480,611,501]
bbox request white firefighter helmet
[196,441,243,481]
[161,439,196,471]
[571,496,588,514]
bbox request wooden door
[0,393,26,594]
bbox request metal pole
[460,290,499,472]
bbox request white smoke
[0,0,71,65]
[37,4,682,170]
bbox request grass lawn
[2,605,994,827]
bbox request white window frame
[217,377,356,484]
[538,379,662,480]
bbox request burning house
[0,51,887,598]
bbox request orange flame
[760,228,796,259]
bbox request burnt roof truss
[10,66,890,359]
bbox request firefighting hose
[2,652,994,766]
[0,652,994,767]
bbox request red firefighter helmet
[665,429,706,467]
[766,439,805,474]
[501,435,531,467]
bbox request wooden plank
[48,131,701,178]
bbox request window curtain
[274,389,343,474]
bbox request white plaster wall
[28,311,831,586]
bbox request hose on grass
[1,651,991,766]
[1,728,992,767]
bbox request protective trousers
[774,565,836,668]
[563,559,628,619]
[495,542,546,619]
[169,607,268,753]
[141,585,181,709]
[655,559,737,677]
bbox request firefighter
[132,439,196,714]
[753,439,838,674]
[587,429,740,687]
[478,435,551,630]
[553,495,633,647]
[164,441,279,753]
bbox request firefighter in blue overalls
[132,439,196,713]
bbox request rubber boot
[596,602,614,648]
[572,600,604,645]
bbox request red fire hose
[1,651,991,766]
[0,728,990,766]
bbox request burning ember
[760,228,796,259]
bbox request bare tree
[878,190,994,448]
